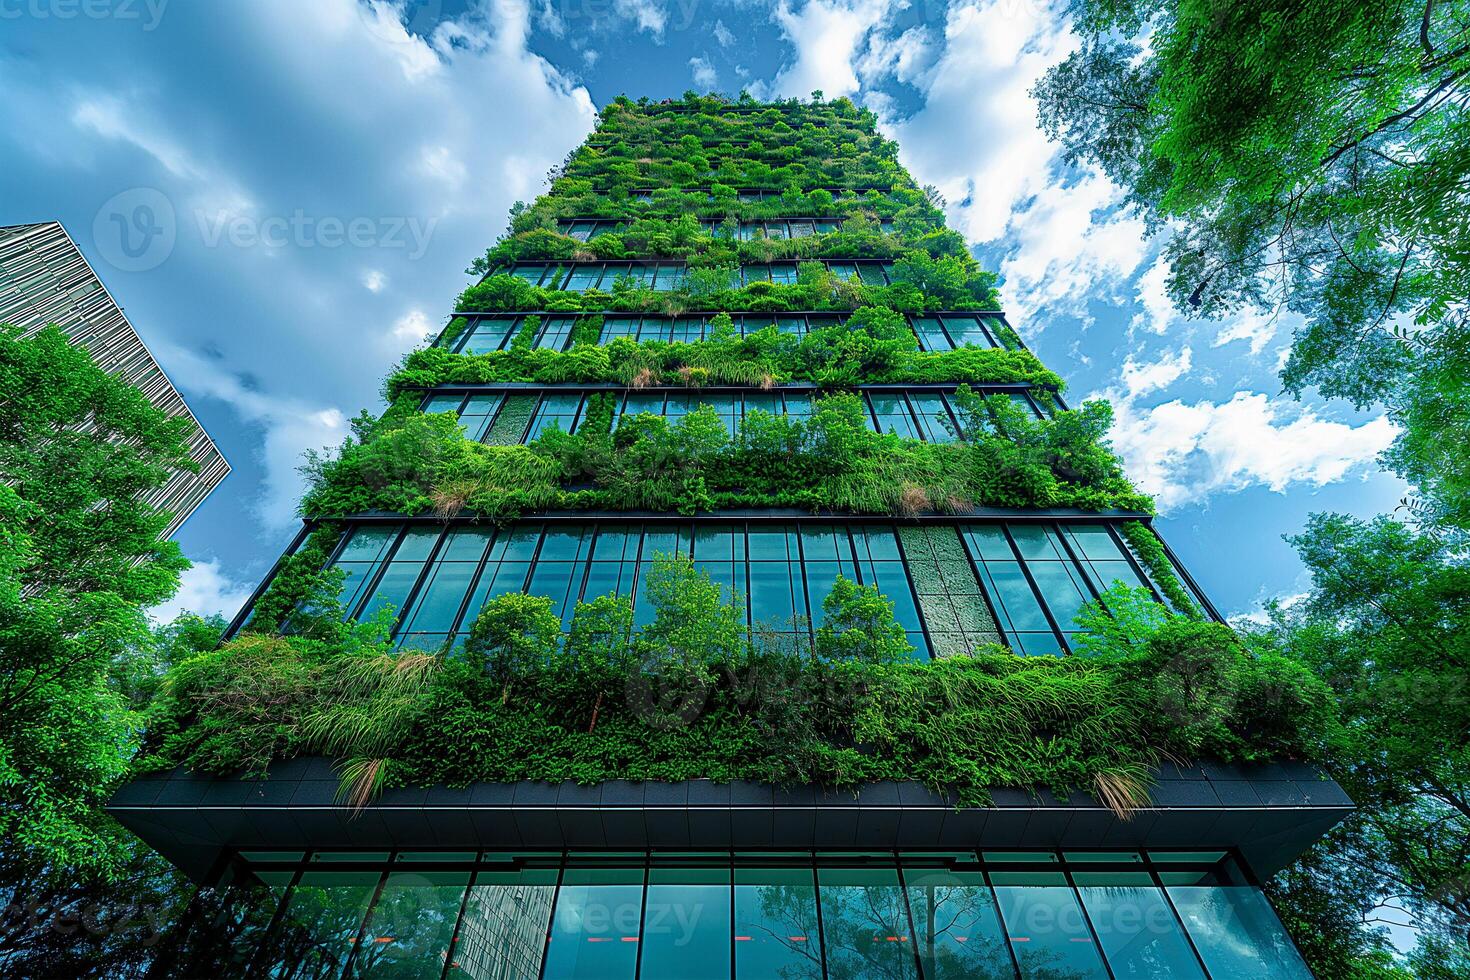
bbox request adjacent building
[0,220,229,536]
[110,98,1344,978]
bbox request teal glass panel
[338,526,399,563]
[982,563,1049,632]
[962,526,1015,561]
[259,871,381,978]
[543,868,643,979]
[422,393,464,414]
[734,867,822,980]
[1167,885,1312,979]
[1074,872,1204,978]
[360,561,425,624]
[639,867,731,980]
[903,869,1013,980]
[1028,564,1090,633]
[991,871,1108,979]
[348,871,469,977]
[816,867,919,979]
[446,868,557,980]
[397,561,476,635]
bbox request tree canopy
[0,324,195,878]
[1035,0,1470,533]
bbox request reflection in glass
[256,870,381,979]
[447,869,556,980]
[1167,883,1313,979]
[349,871,469,977]
[992,872,1108,979]
[1073,872,1203,978]
[639,867,731,980]
[816,866,919,980]
[734,867,822,980]
[903,869,1013,979]
[542,868,642,979]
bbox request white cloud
[392,308,435,342]
[154,343,349,531]
[362,269,387,292]
[1120,346,1191,398]
[714,20,735,47]
[996,167,1149,321]
[766,0,891,99]
[1132,253,1287,353]
[1230,590,1309,627]
[419,144,467,188]
[149,559,256,625]
[857,25,936,87]
[583,48,601,68]
[690,55,718,88]
[71,95,208,181]
[613,0,668,39]
[1104,389,1399,511]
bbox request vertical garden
[140,93,1331,809]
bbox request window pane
[734,867,821,980]
[639,867,731,980]
[991,872,1108,979]
[1075,872,1203,978]
[446,869,556,980]
[543,869,643,979]
[350,871,469,978]
[1029,563,1090,635]
[903,869,1013,980]
[1167,885,1312,979]
[816,867,919,979]
[264,871,382,979]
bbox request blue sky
[0,0,1405,623]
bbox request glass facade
[499,260,898,292]
[448,311,1016,353]
[151,850,1309,979]
[419,386,1047,442]
[557,217,894,241]
[286,518,1191,657]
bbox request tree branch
[1322,66,1470,166]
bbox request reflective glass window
[262,871,382,979]
[459,318,516,354]
[446,869,556,980]
[1167,882,1312,979]
[734,867,822,980]
[1074,871,1204,978]
[543,867,643,979]
[816,867,919,979]
[903,869,1013,980]
[991,871,1108,979]
[349,871,470,977]
[639,867,731,980]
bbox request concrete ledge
[109,760,1351,883]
